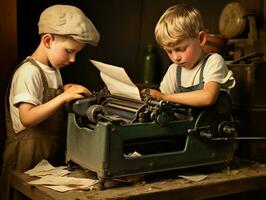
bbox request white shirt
[159,53,235,94]
[9,58,63,133]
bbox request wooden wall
[0,0,17,169]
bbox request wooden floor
[10,159,266,200]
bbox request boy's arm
[18,84,91,128]
[149,81,221,107]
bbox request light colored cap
[38,5,100,46]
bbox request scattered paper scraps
[25,159,99,192]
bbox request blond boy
[146,4,235,107]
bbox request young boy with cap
[143,4,235,107]
[1,4,100,200]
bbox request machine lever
[211,137,266,141]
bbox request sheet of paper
[24,159,70,177]
[124,151,142,158]
[90,60,141,101]
[178,174,208,182]
[45,185,76,192]
[28,175,98,191]
[27,167,70,177]
[24,159,55,175]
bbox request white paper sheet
[178,174,208,182]
[90,60,141,101]
[24,159,54,175]
[29,175,98,191]
[24,159,70,177]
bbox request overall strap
[175,66,182,93]
[175,53,212,92]
[26,57,49,88]
[198,53,212,89]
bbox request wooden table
[10,159,266,200]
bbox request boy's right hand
[62,84,91,103]
[140,88,163,100]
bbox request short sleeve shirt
[9,58,63,133]
[159,53,235,94]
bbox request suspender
[175,54,211,93]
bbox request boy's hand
[62,84,92,103]
[149,89,163,100]
[140,88,163,100]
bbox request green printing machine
[65,90,237,189]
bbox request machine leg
[67,160,74,171]
[96,178,105,190]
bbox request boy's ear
[199,31,207,47]
[42,34,54,49]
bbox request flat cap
[38,4,100,45]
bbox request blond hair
[155,4,204,47]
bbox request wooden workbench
[10,159,266,200]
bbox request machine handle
[211,137,266,141]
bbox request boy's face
[47,35,85,69]
[163,32,206,69]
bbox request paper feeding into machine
[65,60,238,189]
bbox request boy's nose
[173,54,181,62]
[69,55,76,63]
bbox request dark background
[1,0,265,177]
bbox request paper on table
[45,185,76,192]
[24,159,70,177]
[26,167,70,177]
[25,159,54,176]
[90,60,141,101]
[26,160,97,192]
[178,174,208,182]
[28,175,98,192]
